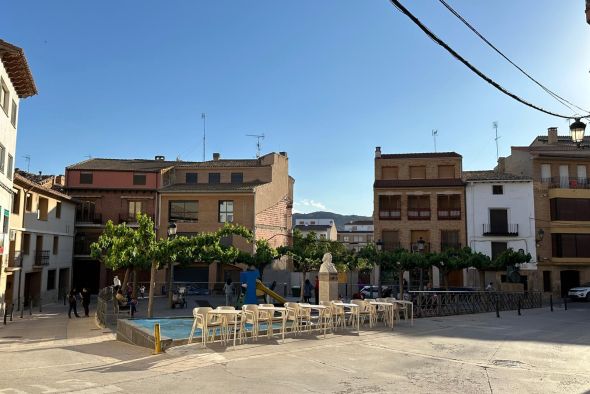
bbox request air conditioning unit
[9,230,16,241]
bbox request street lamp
[167,221,177,239]
[376,239,383,251]
[570,118,586,147]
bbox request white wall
[343,224,374,232]
[466,180,537,267]
[295,218,334,226]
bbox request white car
[567,282,590,301]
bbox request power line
[388,0,588,120]
[437,0,590,115]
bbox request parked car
[567,282,590,301]
[359,286,390,299]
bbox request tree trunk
[122,267,130,290]
[479,270,486,291]
[300,271,306,301]
[167,262,174,308]
[398,269,404,299]
[147,261,157,318]
[377,265,383,297]
[132,268,137,298]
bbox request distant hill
[293,211,372,230]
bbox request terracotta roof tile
[67,157,265,171]
[379,152,461,159]
[0,39,37,98]
[463,170,531,181]
[374,179,465,188]
[159,182,267,193]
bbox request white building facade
[338,220,374,251]
[294,218,337,241]
[0,40,37,313]
[465,171,537,289]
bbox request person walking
[68,288,80,318]
[81,288,91,317]
[113,276,121,291]
[139,285,146,299]
[223,278,233,306]
[303,279,313,303]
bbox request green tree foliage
[489,248,531,271]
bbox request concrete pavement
[0,300,588,393]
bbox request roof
[374,178,465,188]
[14,173,73,202]
[294,224,332,231]
[0,39,37,98]
[346,220,373,225]
[379,152,461,159]
[67,157,267,171]
[463,170,531,182]
[159,181,267,193]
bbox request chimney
[496,157,506,174]
[154,155,165,161]
[279,151,288,157]
[375,146,381,158]
[213,153,220,161]
[54,175,65,186]
[547,127,558,145]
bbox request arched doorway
[560,270,580,297]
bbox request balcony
[76,213,103,225]
[4,253,22,271]
[34,250,50,267]
[382,242,402,251]
[441,242,462,251]
[118,213,155,225]
[482,223,519,236]
[437,209,461,220]
[411,242,430,253]
[379,210,401,220]
[542,177,590,189]
[408,209,431,220]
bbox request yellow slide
[255,280,286,305]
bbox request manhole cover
[491,359,525,368]
[1,336,22,339]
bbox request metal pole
[39,297,42,313]
[550,294,553,312]
[29,299,32,316]
[17,270,22,311]
[517,298,521,316]
[495,297,500,318]
[564,297,567,311]
[154,323,162,354]
[20,301,24,318]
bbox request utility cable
[388,0,589,120]
[437,0,590,115]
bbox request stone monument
[319,252,339,303]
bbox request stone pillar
[319,253,339,303]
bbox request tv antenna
[201,113,206,161]
[432,129,438,152]
[22,155,31,172]
[493,121,500,160]
[246,134,265,158]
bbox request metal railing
[437,209,461,220]
[379,210,401,219]
[541,176,590,189]
[411,242,430,253]
[482,223,519,236]
[8,253,22,268]
[441,242,462,251]
[76,213,103,224]
[408,208,431,220]
[34,250,50,266]
[410,291,543,318]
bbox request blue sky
[3,1,589,216]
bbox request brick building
[373,147,466,287]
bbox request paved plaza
[0,299,588,394]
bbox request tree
[251,239,278,277]
[156,236,197,308]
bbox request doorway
[58,268,70,300]
[24,271,41,306]
[560,270,580,297]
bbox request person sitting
[116,289,137,316]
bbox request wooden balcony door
[489,209,508,234]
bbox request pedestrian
[68,288,80,318]
[314,276,319,304]
[486,282,494,291]
[223,278,233,306]
[81,287,91,317]
[116,289,137,316]
[125,283,133,302]
[303,279,313,303]
[139,285,146,299]
[113,275,121,291]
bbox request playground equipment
[256,280,286,304]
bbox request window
[80,172,93,184]
[220,235,233,247]
[209,173,221,184]
[577,165,587,182]
[53,236,59,255]
[550,198,590,221]
[0,144,5,173]
[22,233,30,255]
[169,200,198,221]
[437,194,461,219]
[38,197,48,221]
[543,271,552,292]
[25,193,33,212]
[7,154,13,180]
[231,172,243,184]
[378,195,401,219]
[10,100,17,127]
[128,201,142,220]
[12,189,20,214]
[492,185,504,195]
[382,230,400,251]
[382,166,399,180]
[491,242,508,261]
[408,195,430,219]
[441,230,460,250]
[409,165,426,179]
[76,200,97,222]
[3,210,8,234]
[47,269,56,291]
[343,236,350,242]
[186,173,198,184]
[55,202,62,219]
[0,78,8,115]
[552,233,590,258]
[218,200,234,223]
[541,164,551,181]
[133,174,146,185]
[438,165,455,178]
[489,209,509,234]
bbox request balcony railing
[7,252,22,268]
[411,242,430,253]
[34,250,50,266]
[482,223,519,236]
[76,213,103,224]
[437,209,461,220]
[441,242,462,251]
[379,210,401,220]
[119,213,155,224]
[541,176,590,189]
[408,209,431,220]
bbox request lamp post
[374,240,383,297]
[166,221,177,308]
[570,118,586,147]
